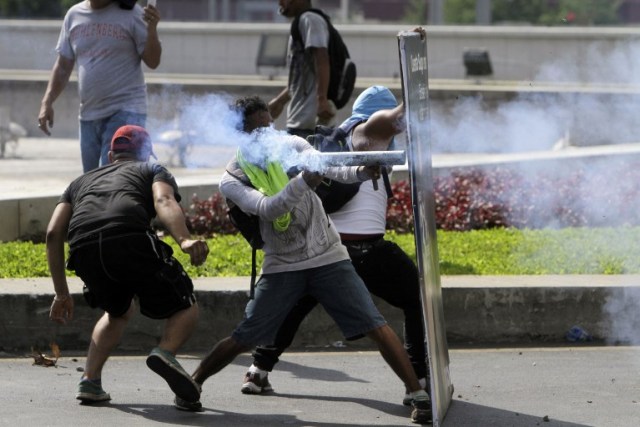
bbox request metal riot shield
[398,30,453,426]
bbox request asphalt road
[1,346,638,426]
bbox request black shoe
[174,395,203,412]
[146,347,200,403]
[411,398,432,424]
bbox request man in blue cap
[242,86,431,409]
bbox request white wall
[3,20,640,80]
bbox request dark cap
[110,125,156,160]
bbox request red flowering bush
[386,179,414,233]
[185,192,236,237]
[387,161,640,231]
[184,161,640,235]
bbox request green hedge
[1,227,639,278]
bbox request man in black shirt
[46,125,209,406]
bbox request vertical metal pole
[221,0,230,21]
[429,0,444,25]
[476,0,492,24]
[208,0,217,21]
[339,0,349,23]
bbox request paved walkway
[1,347,638,426]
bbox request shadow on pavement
[442,400,592,427]
[260,358,369,384]
[108,402,400,427]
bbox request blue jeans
[79,110,145,172]
[232,260,387,347]
[253,238,429,379]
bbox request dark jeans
[252,237,429,379]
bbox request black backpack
[291,9,356,110]
[225,161,264,299]
[307,124,363,214]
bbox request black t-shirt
[60,161,180,247]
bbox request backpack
[307,124,363,214]
[291,9,356,110]
[307,122,393,213]
[225,161,264,299]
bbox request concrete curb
[2,275,639,353]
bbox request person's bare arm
[141,4,162,69]
[152,181,209,266]
[38,55,74,135]
[268,87,291,120]
[46,203,74,324]
[312,47,334,121]
[351,103,405,152]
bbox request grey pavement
[1,347,639,427]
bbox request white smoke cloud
[145,92,371,172]
[536,40,640,85]
[430,39,640,153]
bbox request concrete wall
[3,21,640,80]
[2,276,638,353]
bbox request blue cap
[340,85,398,131]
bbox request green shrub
[2,228,638,278]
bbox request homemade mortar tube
[307,150,406,190]
[313,150,406,167]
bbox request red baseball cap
[110,125,156,159]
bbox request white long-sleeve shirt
[220,137,364,274]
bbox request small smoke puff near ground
[604,287,640,346]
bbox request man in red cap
[46,125,209,406]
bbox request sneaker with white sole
[240,371,274,394]
[76,378,111,403]
[403,377,430,406]
[146,347,200,403]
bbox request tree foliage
[403,0,427,24]
[538,0,624,26]
[403,0,624,26]
[444,0,477,24]
[492,0,547,24]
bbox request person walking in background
[240,86,431,407]
[46,125,209,405]
[172,95,431,424]
[38,0,162,172]
[268,0,337,138]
